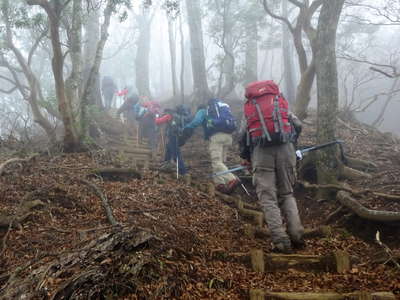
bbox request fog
[0,0,399,142]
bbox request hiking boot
[226,179,240,194]
[272,240,293,254]
[291,238,306,250]
[216,184,228,194]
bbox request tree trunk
[65,0,83,112]
[43,2,81,151]
[281,0,296,104]
[294,60,316,119]
[315,0,345,186]
[80,0,116,139]
[179,14,185,103]
[82,8,102,107]
[185,0,211,103]
[0,51,56,145]
[167,17,178,97]
[262,0,319,120]
[135,11,152,98]
[25,1,82,149]
[217,1,236,98]
[243,13,258,86]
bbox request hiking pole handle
[295,150,303,161]
[210,165,246,177]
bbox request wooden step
[249,289,395,300]
[243,225,333,240]
[250,249,350,273]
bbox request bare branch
[262,0,294,33]
[0,87,18,94]
[370,67,398,78]
[338,54,399,78]
[287,0,304,8]
[309,0,323,16]
[28,28,49,67]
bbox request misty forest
[0,0,400,299]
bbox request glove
[295,150,303,160]
[241,160,252,174]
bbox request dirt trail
[0,110,399,299]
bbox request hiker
[134,97,161,154]
[116,92,139,136]
[182,99,239,194]
[101,76,117,109]
[239,80,304,254]
[156,104,192,176]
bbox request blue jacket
[133,102,147,119]
[184,108,216,140]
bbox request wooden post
[254,213,264,227]
[243,224,255,239]
[333,250,350,273]
[356,292,372,300]
[236,199,244,210]
[320,225,332,237]
[249,289,265,300]
[250,249,265,273]
[258,291,395,300]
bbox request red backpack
[142,100,161,116]
[244,80,293,145]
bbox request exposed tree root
[1,188,51,255]
[337,117,369,135]
[78,179,119,226]
[339,165,372,180]
[375,231,400,270]
[337,191,400,222]
[0,154,38,176]
[345,156,378,172]
[300,181,400,202]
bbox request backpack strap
[273,95,283,133]
[252,98,272,142]
[214,102,220,118]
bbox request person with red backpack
[134,97,161,154]
[116,93,160,154]
[182,98,240,194]
[240,80,304,254]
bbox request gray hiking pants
[251,143,304,245]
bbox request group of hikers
[102,76,305,255]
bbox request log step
[243,225,333,240]
[250,249,350,273]
[249,289,395,300]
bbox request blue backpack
[207,99,237,134]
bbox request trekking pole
[295,139,345,160]
[237,177,250,196]
[210,165,246,177]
